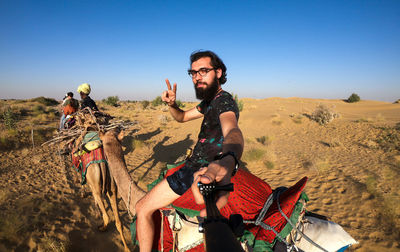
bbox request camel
[81,128,145,252]
[85,158,131,251]
[98,129,357,252]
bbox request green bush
[30,97,59,106]
[232,93,244,112]
[151,96,164,107]
[1,107,18,129]
[347,93,361,103]
[175,100,185,108]
[103,96,119,107]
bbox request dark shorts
[166,163,196,196]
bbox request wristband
[214,151,239,177]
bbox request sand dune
[0,97,399,251]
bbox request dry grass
[321,139,342,147]
[314,158,331,173]
[0,212,26,243]
[271,120,283,126]
[38,237,68,252]
[354,118,372,123]
[132,138,145,150]
[291,115,304,124]
[0,189,9,204]
[158,115,170,125]
[365,175,378,195]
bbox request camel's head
[100,128,124,144]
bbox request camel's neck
[102,137,145,216]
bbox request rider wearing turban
[77,83,98,111]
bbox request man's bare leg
[135,178,180,252]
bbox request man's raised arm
[162,79,203,122]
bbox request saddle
[131,162,308,252]
[71,131,106,185]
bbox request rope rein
[127,181,133,220]
[275,189,328,252]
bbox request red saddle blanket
[131,163,308,251]
[71,147,107,185]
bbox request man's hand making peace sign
[161,79,177,106]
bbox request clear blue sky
[1,0,399,102]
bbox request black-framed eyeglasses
[187,68,215,78]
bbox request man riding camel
[59,92,79,130]
[77,83,99,111]
[135,50,244,252]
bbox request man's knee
[135,196,153,218]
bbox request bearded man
[135,50,244,251]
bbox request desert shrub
[375,126,400,152]
[311,104,339,125]
[1,107,18,129]
[347,93,360,103]
[103,96,119,107]
[264,160,275,169]
[243,148,264,161]
[151,96,164,107]
[141,100,150,109]
[272,120,283,126]
[256,136,269,145]
[158,115,169,124]
[32,105,46,115]
[30,96,59,106]
[365,175,378,195]
[232,93,244,112]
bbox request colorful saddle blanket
[130,162,308,251]
[71,147,107,185]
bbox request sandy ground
[0,97,400,251]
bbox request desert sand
[0,97,399,251]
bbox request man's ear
[117,130,124,141]
[216,68,222,79]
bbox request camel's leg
[107,175,130,251]
[86,163,110,231]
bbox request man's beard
[195,76,219,101]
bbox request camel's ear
[117,130,124,141]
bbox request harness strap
[275,190,328,252]
[176,210,199,225]
[243,188,291,248]
[172,211,180,252]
